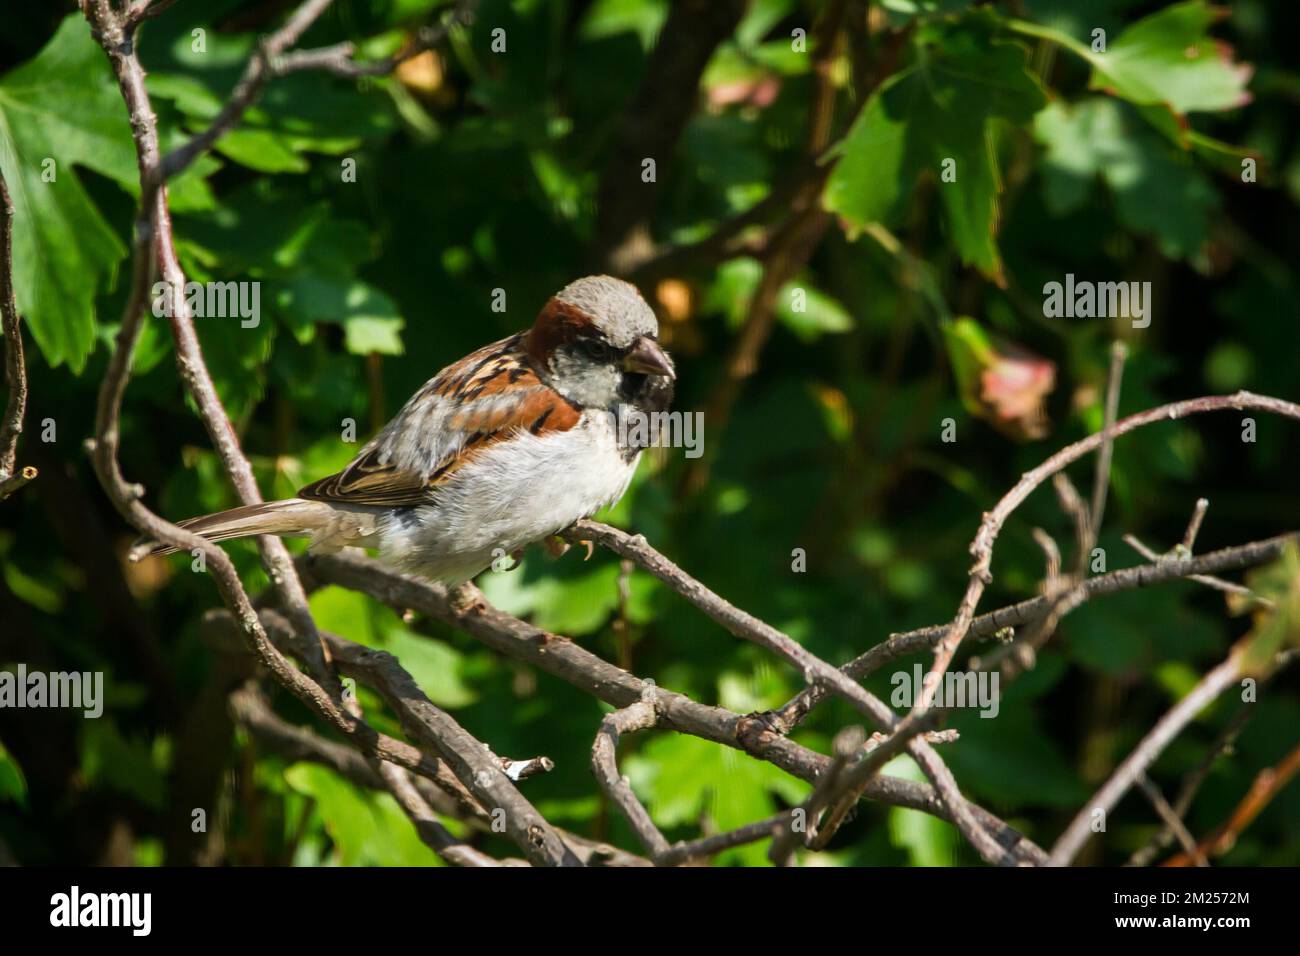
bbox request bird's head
[526,275,675,411]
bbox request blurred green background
[0,0,1297,866]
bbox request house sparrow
[139,275,675,584]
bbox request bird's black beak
[623,337,675,379]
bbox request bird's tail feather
[131,498,330,560]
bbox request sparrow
[139,276,675,584]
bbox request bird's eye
[581,339,611,361]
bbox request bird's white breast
[375,410,638,584]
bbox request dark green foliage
[0,0,1297,866]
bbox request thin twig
[655,815,787,867]
[300,549,1047,865]
[917,391,1300,729]
[1181,497,1210,553]
[1163,743,1300,866]
[1033,526,1062,587]
[769,726,865,866]
[373,761,514,867]
[1124,532,1269,607]
[776,531,1298,732]
[0,170,34,499]
[1126,701,1256,867]
[276,2,479,78]
[1134,773,1207,866]
[156,0,336,182]
[590,696,671,859]
[83,0,574,867]
[1087,340,1127,546]
[1048,655,1242,866]
[805,720,963,856]
[561,521,1009,865]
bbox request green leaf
[213,128,309,173]
[941,315,996,417]
[344,315,405,356]
[704,258,763,328]
[881,0,975,25]
[0,15,136,371]
[274,274,405,354]
[79,720,167,811]
[579,0,671,48]
[1012,2,1251,116]
[624,732,808,865]
[1233,545,1300,677]
[308,586,475,708]
[824,18,1046,280]
[1034,97,1219,259]
[0,741,27,806]
[1090,1,1251,114]
[284,763,442,866]
[883,755,959,865]
[733,0,797,49]
[382,627,477,709]
[479,557,657,636]
[775,282,854,341]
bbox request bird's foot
[449,582,485,614]
[543,535,593,560]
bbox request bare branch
[804,716,949,855]
[561,521,1011,862]
[1123,532,1268,608]
[156,0,335,182]
[0,170,35,499]
[1163,742,1300,867]
[768,725,864,866]
[1127,650,1296,866]
[1127,706,1252,867]
[1181,497,1211,553]
[157,1,476,182]
[591,697,671,859]
[276,2,479,78]
[1032,526,1062,586]
[1048,655,1243,866]
[1134,773,1207,867]
[655,816,785,867]
[1087,340,1127,545]
[232,686,647,867]
[590,0,749,274]
[255,609,581,866]
[82,0,576,867]
[303,548,1044,865]
[916,391,1300,730]
[777,532,1298,730]
[85,0,341,687]
[373,761,517,867]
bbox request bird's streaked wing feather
[298,336,581,507]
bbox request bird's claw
[543,536,594,561]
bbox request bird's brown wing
[298,338,582,507]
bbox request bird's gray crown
[556,275,658,348]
